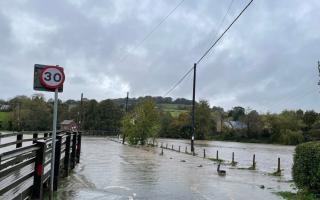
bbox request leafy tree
[303,110,318,129]
[98,100,123,131]
[82,100,99,130]
[228,106,245,121]
[159,112,174,138]
[195,100,212,139]
[242,110,263,138]
[123,99,160,145]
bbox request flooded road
[57,136,294,200]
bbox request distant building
[60,120,78,132]
[0,104,11,112]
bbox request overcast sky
[0,0,319,113]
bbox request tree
[98,100,123,131]
[159,112,174,138]
[303,110,318,129]
[228,106,245,121]
[242,110,263,138]
[195,100,212,140]
[123,99,160,145]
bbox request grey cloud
[0,0,319,112]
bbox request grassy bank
[276,191,319,200]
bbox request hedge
[292,142,320,194]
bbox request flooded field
[157,138,295,180]
[56,136,295,200]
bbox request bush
[279,129,305,145]
[292,142,320,194]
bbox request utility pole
[122,92,129,144]
[191,63,196,154]
[318,61,320,86]
[80,93,83,130]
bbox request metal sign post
[50,88,58,198]
[33,64,65,199]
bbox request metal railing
[0,131,81,200]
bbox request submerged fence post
[252,154,256,170]
[277,157,281,173]
[32,141,46,199]
[232,152,235,163]
[161,148,163,155]
[16,133,23,148]
[178,146,180,152]
[203,149,206,158]
[172,144,173,150]
[185,146,187,153]
[166,144,168,149]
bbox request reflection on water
[57,137,295,200]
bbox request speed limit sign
[40,66,65,89]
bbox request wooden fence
[0,131,81,200]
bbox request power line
[163,66,193,97]
[196,0,253,64]
[119,0,186,63]
[163,0,253,97]
[210,0,235,42]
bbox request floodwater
[157,138,295,180]
[56,137,295,200]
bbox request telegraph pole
[318,61,320,86]
[122,92,129,144]
[191,63,196,154]
[80,93,83,130]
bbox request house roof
[224,120,247,129]
[61,120,75,125]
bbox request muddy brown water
[55,137,295,200]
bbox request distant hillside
[157,103,191,117]
[112,96,192,107]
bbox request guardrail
[0,131,81,200]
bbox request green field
[0,112,10,121]
[158,104,190,117]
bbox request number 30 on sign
[40,66,65,89]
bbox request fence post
[33,133,38,144]
[178,146,180,152]
[252,154,256,169]
[70,132,77,169]
[185,146,187,153]
[203,149,206,158]
[76,132,82,163]
[216,150,219,160]
[64,133,71,177]
[16,133,23,148]
[232,152,235,163]
[172,145,173,150]
[44,133,48,140]
[53,135,62,191]
[32,141,46,199]
[277,157,281,173]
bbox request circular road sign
[40,66,65,89]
